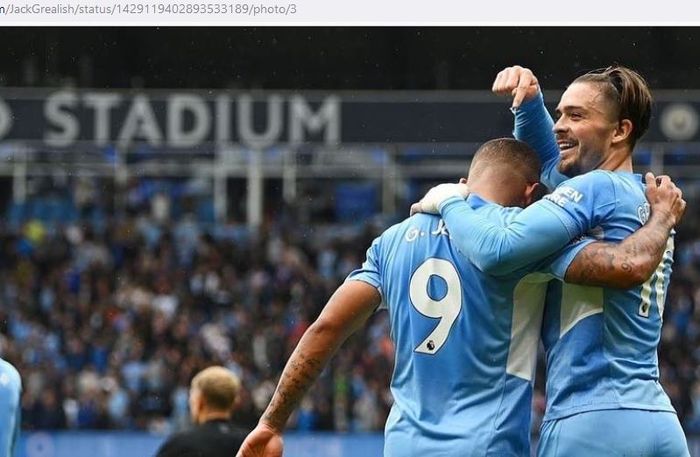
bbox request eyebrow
[555,105,587,114]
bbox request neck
[468,174,524,207]
[596,147,634,172]
[196,410,231,424]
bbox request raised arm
[237,280,381,457]
[564,174,685,288]
[492,65,568,190]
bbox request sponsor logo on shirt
[544,186,584,207]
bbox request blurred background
[1,27,700,456]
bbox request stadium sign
[0,90,341,149]
[0,89,697,149]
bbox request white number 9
[409,258,462,355]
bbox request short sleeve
[538,170,618,239]
[541,237,598,280]
[345,236,383,298]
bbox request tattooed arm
[565,173,686,289]
[564,215,673,288]
[237,280,381,457]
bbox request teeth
[558,143,575,150]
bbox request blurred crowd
[0,190,394,434]
[1,186,700,437]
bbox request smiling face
[553,81,621,177]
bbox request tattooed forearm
[260,323,341,431]
[566,213,672,288]
[255,281,380,434]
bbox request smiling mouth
[557,141,577,155]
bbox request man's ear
[524,182,547,206]
[197,395,207,412]
[191,392,205,419]
[612,118,633,146]
[459,177,467,184]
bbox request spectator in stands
[2,177,700,440]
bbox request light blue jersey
[538,409,689,456]
[438,168,675,423]
[347,195,587,457]
[513,93,676,421]
[0,358,21,457]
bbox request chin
[557,161,576,178]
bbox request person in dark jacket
[155,366,248,457]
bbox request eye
[569,112,583,120]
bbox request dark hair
[574,66,652,148]
[470,138,541,184]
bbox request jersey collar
[466,193,492,209]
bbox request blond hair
[191,366,241,412]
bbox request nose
[553,116,567,134]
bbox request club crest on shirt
[637,202,650,224]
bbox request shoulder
[548,171,618,207]
[557,170,616,189]
[155,424,247,457]
[155,431,196,457]
[380,214,439,243]
[0,359,21,389]
[402,213,440,231]
[211,423,248,453]
[205,421,249,443]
